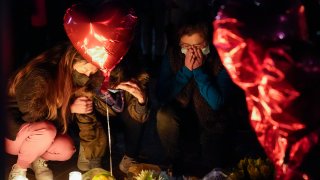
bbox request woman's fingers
[76,96,90,101]
[195,47,203,60]
[115,81,146,104]
[71,96,93,114]
[117,81,139,89]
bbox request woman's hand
[184,46,204,70]
[115,81,146,104]
[191,46,204,69]
[70,96,93,114]
[184,46,195,71]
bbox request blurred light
[69,171,82,180]
[15,175,28,180]
[277,32,285,39]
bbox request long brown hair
[8,42,83,133]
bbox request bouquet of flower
[82,168,115,180]
[228,157,274,180]
[125,163,171,180]
[133,170,170,180]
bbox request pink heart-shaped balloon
[64,2,137,71]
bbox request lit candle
[15,175,28,180]
[69,171,82,180]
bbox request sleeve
[15,72,49,122]
[193,67,233,110]
[126,91,150,123]
[157,55,193,104]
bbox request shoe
[8,164,27,180]
[77,144,101,171]
[31,157,53,180]
[119,155,137,174]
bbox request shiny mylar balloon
[213,0,320,179]
[64,1,137,72]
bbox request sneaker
[119,155,137,174]
[31,157,53,180]
[8,164,27,180]
[77,144,101,171]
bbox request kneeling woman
[5,43,96,180]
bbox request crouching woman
[5,43,84,180]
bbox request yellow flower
[92,173,115,180]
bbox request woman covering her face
[156,14,248,177]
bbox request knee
[34,121,57,140]
[156,106,179,135]
[53,134,76,160]
[156,107,177,128]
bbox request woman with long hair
[6,42,99,180]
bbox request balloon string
[107,106,113,176]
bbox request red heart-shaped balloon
[64,2,137,71]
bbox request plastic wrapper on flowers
[212,0,320,179]
[228,157,274,180]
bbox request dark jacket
[6,67,59,140]
[73,69,150,159]
[73,70,150,124]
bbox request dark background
[1,0,320,179]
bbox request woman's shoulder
[26,70,48,82]
[17,68,50,91]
